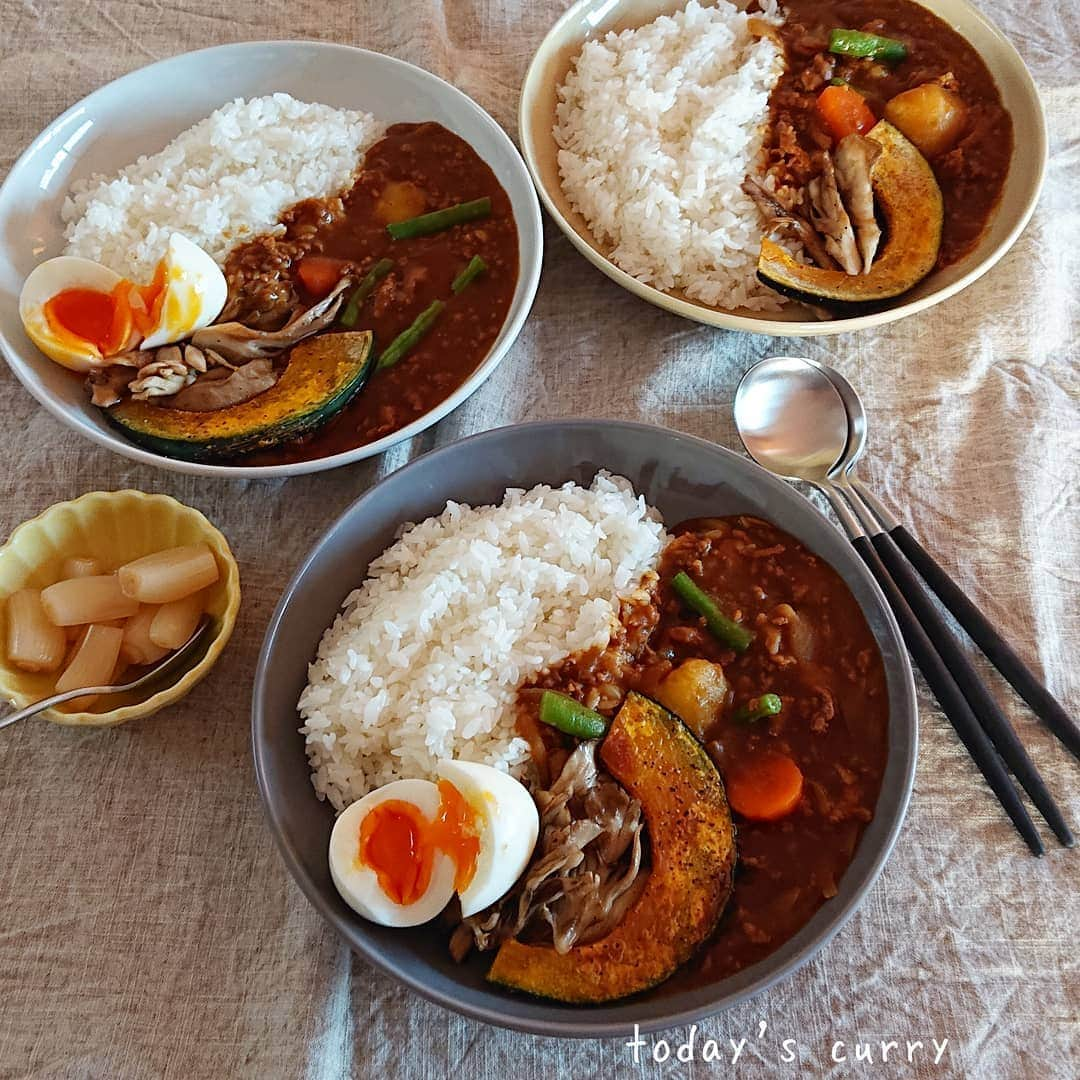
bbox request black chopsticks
[840,484,1075,854]
[848,533,1046,853]
[854,483,1080,762]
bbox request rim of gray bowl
[251,419,918,1037]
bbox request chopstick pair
[833,482,1077,856]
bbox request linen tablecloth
[0,2,1077,1077]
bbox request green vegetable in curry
[339,258,394,328]
[670,571,754,653]
[732,693,783,724]
[375,300,445,371]
[451,255,488,294]
[538,690,609,740]
[827,28,908,64]
[386,197,492,240]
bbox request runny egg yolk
[44,286,131,358]
[41,262,167,359]
[357,780,480,906]
[433,779,482,893]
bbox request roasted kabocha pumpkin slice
[107,330,374,462]
[757,120,943,312]
[486,692,735,1003]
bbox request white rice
[299,474,667,811]
[62,94,385,280]
[554,0,786,310]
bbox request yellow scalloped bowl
[0,491,240,726]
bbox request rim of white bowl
[0,40,543,479]
[517,0,1047,337]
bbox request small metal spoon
[0,618,211,731]
[734,356,1045,854]
[732,355,865,532]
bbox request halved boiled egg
[328,763,539,928]
[139,234,228,349]
[18,234,227,372]
[329,779,458,927]
[435,760,540,917]
[19,256,137,371]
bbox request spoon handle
[846,534,1045,856]
[0,684,119,731]
[852,480,1080,762]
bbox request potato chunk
[654,659,728,741]
[884,84,968,158]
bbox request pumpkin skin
[107,330,374,462]
[486,692,736,1003]
[757,120,944,313]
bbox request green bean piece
[538,690,608,740]
[829,77,848,87]
[827,28,907,64]
[387,197,492,240]
[339,258,394,328]
[732,693,783,725]
[375,300,445,371]
[451,255,488,294]
[670,571,754,653]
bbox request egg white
[435,760,539,917]
[328,778,456,928]
[140,233,228,349]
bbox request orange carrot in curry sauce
[815,84,876,142]
[726,751,805,821]
[296,255,349,299]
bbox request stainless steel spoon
[0,618,211,731]
[734,356,1046,854]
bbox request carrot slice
[296,256,348,299]
[815,84,876,142]
[726,751,804,821]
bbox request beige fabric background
[0,1,1077,1077]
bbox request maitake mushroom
[190,277,351,363]
[746,132,884,278]
[89,343,236,407]
[127,346,197,401]
[88,277,353,408]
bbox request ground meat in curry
[223,122,519,465]
[524,516,889,987]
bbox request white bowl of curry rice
[520,0,1045,334]
[0,41,543,476]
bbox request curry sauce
[765,0,1013,268]
[230,122,519,465]
[530,516,890,988]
